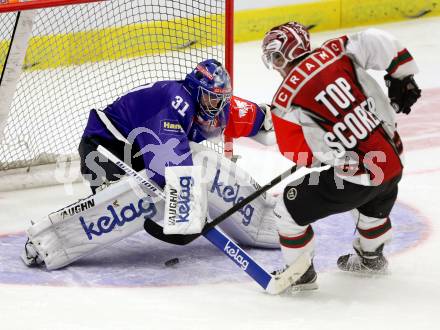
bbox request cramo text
[210,169,254,225]
[79,198,157,240]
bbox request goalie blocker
[22,142,279,270]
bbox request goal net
[0,0,233,182]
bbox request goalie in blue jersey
[21,59,280,270]
[79,59,271,192]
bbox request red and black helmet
[261,22,311,70]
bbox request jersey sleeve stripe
[386,48,414,74]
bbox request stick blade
[143,218,201,245]
[265,252,312,295]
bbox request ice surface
[1,17,440,330]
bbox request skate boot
[337,240,388,274]
[272,262,318,292]
[21,238,44,267]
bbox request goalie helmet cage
[0,0,234,190]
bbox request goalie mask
[262,22,311,72]
[185,59,232,128]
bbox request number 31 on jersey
[172,95,190,117]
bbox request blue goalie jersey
[82,80,227,187]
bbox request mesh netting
[0,0,227,171]
[0,12,16,74]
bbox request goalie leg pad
[23,142,280,270]
[191,142,279,248]
[24,175,164,270]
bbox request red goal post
[0,0,101,13]
[0,0,235,189]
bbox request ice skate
[21,239,44,267]
[272,262,318,292]
[337,240,388,274]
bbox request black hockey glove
[384,74,421,115]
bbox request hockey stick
[95,144,310,294]
[94,141,298,245]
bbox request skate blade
[283,282,319,295]
[339,268,390,277]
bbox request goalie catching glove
[384,74,421,114]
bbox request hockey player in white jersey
[261,22,421,290]
[21,60,278,270]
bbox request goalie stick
[95,144,310,294]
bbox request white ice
[1,17,440,330]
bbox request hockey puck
[165,258,180,267]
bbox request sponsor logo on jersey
[323,37,346,56]
[59,198,95,219]
[167,176,194,225]
[297,57,321,78]
[224,240,249,270]
[210,169,254,226]
[160,120,184,135]
[272,41,346,111]
[79,198,156,240]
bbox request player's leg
[78,135,144,193]
[337,174,401,273]
[273,169,348,290]
[274,197,317,291]
[22,140,279,269]
[274,168,389,289]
